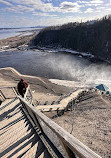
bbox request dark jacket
[17,80,28,96]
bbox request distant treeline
[31,15,111,61]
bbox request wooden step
[0,99,13,109]
[37,89,84,112]
[1,134,37,158]
[0,119,30,146]
[22,140,45,158]
[38,149,52,158]
[0,98,51,158]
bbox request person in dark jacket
[17,78,28,97]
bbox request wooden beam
[0,90,6,100]
[18,96,102,158]
[22,101,64,158]
[59,138,76,158]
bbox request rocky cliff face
[31,16,111,62]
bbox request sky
[0,0,111,28]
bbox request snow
[42,47,95,58]
[49,79,90,88]
[19,32,34,37]
[49,78,111,91]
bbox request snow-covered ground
[0,27,40,40]
[18,32,34,37]
[39,47,94,59]
[63,48,94,58]
[49,79,111,90]
[49,79,89,88]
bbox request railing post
[59,138,76,158]
[12,87,18,97]
[24,85,33,105]
[0,90,6,101]
[24,85,30,99]
[29,88,33,105]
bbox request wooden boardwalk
[0,68,102,158]
[0,98,51,158]
[37,89,84,112]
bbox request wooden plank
[39,106,64,112]
[12,88,18,97]
[18,96,102,158]
[22,102,64,158]
[0,90,6,100]
[59,138,76,158]
[36,89,85,112]
[0,87,17,99]
[24,85,30,99]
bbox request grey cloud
[60,1,80,9]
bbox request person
[17,78,28,97]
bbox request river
[0,49,111,88]
[0,26,111,87]
[0,50,89,80]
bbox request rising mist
[45,53,111,88]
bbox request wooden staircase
[0,86,102,158]
[36,89,84,112]
[0,98,51,158]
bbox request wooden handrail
[18,96,102,158]
[24,85,33,104]
[24,85,30,99]
[0,85,102,158]
[0,86,18,99]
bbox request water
[0,50,111,88]
[0,50,89,80]
[0,27,41,40]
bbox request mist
[1,50,111,88]
[45,53,111,88]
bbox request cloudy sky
[0,0,111,28]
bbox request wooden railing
[18,86,102,158]
[24,85,33,105]
[0,86,102,158]
[0,86,18,100]
[0,89,6,101]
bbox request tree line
[31,15,111,61]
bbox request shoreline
[33,46,110,64]
[0,32,110,65]
[0,29,39,52]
